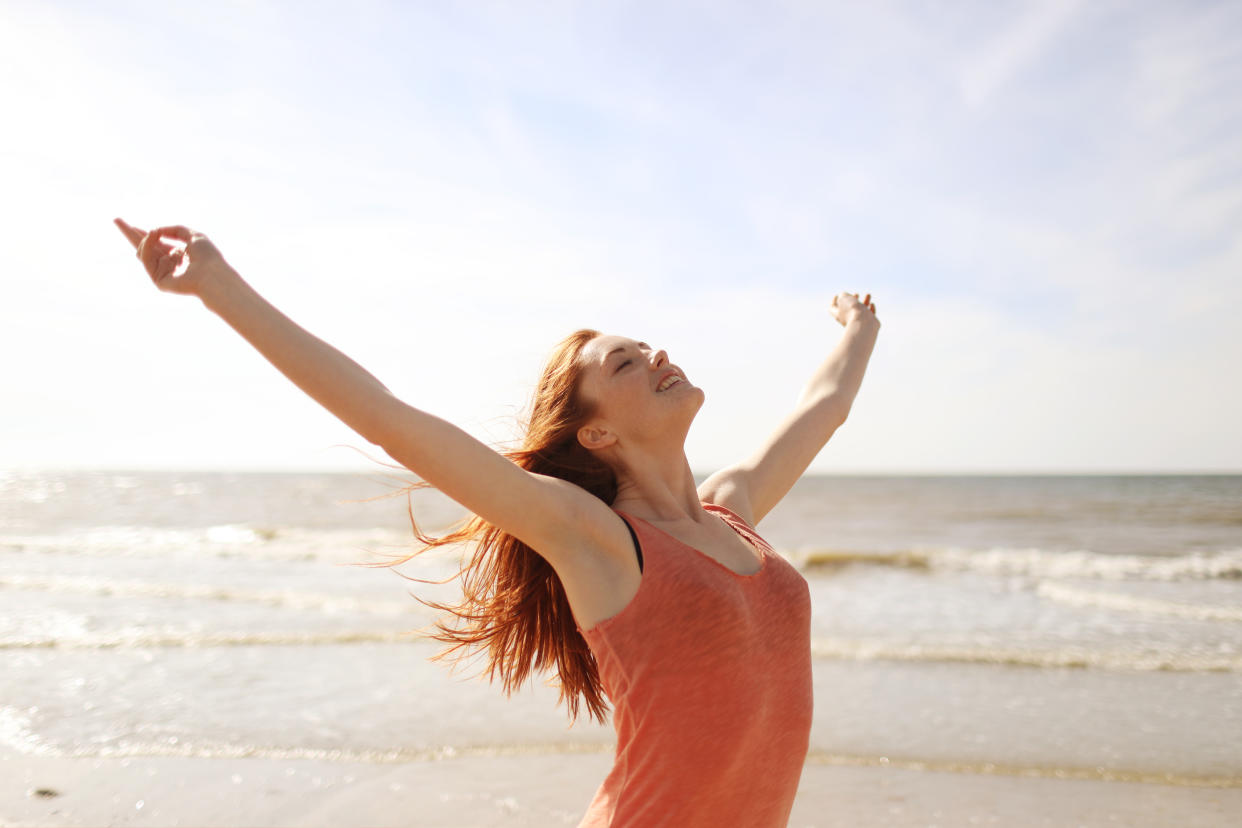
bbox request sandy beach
[7,751,1242,827]
[4,641,1239,827]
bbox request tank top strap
[612,502,762,576]
[701,501,770,554]
[616,512,643,572]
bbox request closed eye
[616,359,632,373]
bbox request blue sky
[2,0,1239,473]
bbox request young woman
[115,218,880,826]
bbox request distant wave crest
[803,546,1242,581]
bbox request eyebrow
[604,341,650,367]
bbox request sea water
[1,469,1239,785]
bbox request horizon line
[4,466,1240,477]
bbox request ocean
[2,469,1240,801]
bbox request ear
[577,424,617,451]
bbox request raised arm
[198,250,400,445]
[699,293,880,525]
[114,219,596,562]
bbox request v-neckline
[618,505,768,579]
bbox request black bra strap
[618,514,643,573]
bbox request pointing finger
[114,217,146,249]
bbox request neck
[611,450,707,526]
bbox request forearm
[199,269,397,444]
[800,315,880,418]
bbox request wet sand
[4,642,1240,827]
[6,751,1241,827]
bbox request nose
[650,349,668,369]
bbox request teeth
[658,375,682,391]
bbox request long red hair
[352,328,621,726]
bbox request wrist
[198,266,247,314]
[845,311,879,329]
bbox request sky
[2,0,1239,475]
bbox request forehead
[585,335,647,364]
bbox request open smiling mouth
[657,376,684,392]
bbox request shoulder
[697,466,758,528]
[535,476,638,570]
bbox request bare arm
[800,310,881,417]
[700,294,879,525]
[197,269,396,445]
[115,219,602,562]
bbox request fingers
[122,217,167,277]
[137,230,175,278]
[154,247,186,284]
[119,218,200,289]
[833,292,878,318]
[114,217,145,248]
[115,219,192,246]
[152,225,193,244]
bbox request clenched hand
[114,218,234,298]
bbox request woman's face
[576,334,702,453]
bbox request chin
[684,385,706,409]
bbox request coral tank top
[574,501,814,827]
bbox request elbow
[812,395,850,429]
[357,394,409,449]
[827,408,849,440]
[355,415,392,448]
